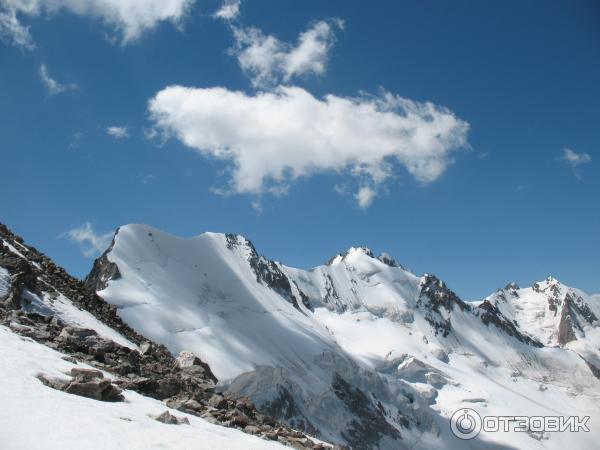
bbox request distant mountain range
[1,222,599,449]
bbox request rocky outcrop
[153,410,190,425]
[477,300,543,347]
[38,368,124,402]
[84,231,121,292]
[557,299,578,345]
[557,293,598,345]
[226,233,312,312]
[416,275,470,337]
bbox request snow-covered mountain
[0,223,326,450]
[483,279,600,370]
[86,224,600,450]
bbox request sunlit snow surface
[0,326,288,450]
[97,224,600,449]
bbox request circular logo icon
[450,408,482,440]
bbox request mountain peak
[325,246,374,265]
[325,247,406,267]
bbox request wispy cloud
[106,126,130,139]
[0,0,194,49]
[138,173,155,185]
[65,222,113,257]
[214,0,240,21]
[0,7,35,50]
[561,148,592,179]
[149,85,469,208]
[69,131,84,149]
[39,64,77,96]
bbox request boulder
[65,379,124,402]
[153,410,190,425]
[71,368,104,382]
[176,350,217,383]
[37,373,70,391]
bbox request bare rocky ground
[0,223,340,450]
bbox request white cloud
[66,222,113,257]
[0,7,34,49]
[562,148,591,166]
[561,148,592,179]
[230,19,343,88]
[148,85,469,207]
[106,126,130,139]
[214,0,240,21]
[39,64,76,95]
[0,0,194,48]
[355,186,376,209]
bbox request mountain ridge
[86,223,600,449]
[2,221,599,449]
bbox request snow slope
[25,289,138,349]
[99,226,335,380]
[95,224,600,450]
[0,325,287,450]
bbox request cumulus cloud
[0,0,193,48]
[66,222,113,257]
[561,148,592,179]
[148,85,469,207]
[355,186,376,209]
[229,19,343,88]
[214,0,240,21]
[39,64,76,95]
[106,126,130,139]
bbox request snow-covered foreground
[95,224,600,449]
[0,325,287,450]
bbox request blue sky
[0,0,598,300]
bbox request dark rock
[84,233,121,292]
[65,379,124,402]
[557,299,577,345]
[182,399,206,413]
[154,410,190,425]
[377,253,402,268]
[71,368,104,382]
[226,234,312,312]
[208,394,230,409]
[477,300,543,347]
[177,351,218,383]
[332,373,401,450]
[230,414,249,428]
[417,275,470,337]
